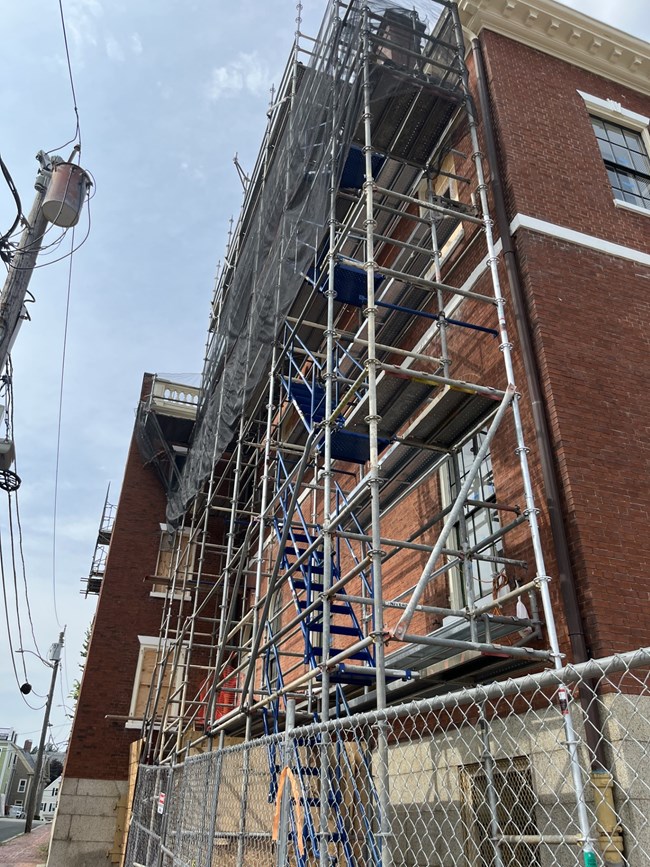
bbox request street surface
[0,818,44,844]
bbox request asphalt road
[0,818,44,843]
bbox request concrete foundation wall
[47,777,127,867]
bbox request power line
[4,359,45,663]
[48,0,82,156]
[51,227,76,627]
[0,521,44,710]
[5,197,91,272]
[0,154,23,259]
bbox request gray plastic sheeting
[167,0,447,522]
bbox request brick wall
[480,31,650,657]
[65,374,168,781]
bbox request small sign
[157,792,166,814]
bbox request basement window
[460,756,541,867]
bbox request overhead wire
[5,199,91,272]
[5,359,45,663]
[47,0,82,157]
[0,153,23,252]
[0,523,44,710]
[51,227,76,628]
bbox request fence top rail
[152,647,650,770]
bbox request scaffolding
[135,1,600,864]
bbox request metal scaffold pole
[448,5,597,863]
[361,8,391,862]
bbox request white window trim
[17,778,27,793]
[126,636,187,730]
[151,527,193,601]
[579,89,650,216]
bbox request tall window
[591,116,650,211]
[151,527,193,598]
[17,778,27,793]
[444,431,503,607]
[127,636,187,729]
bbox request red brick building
[49,1,650,864]
[48,374,199,866]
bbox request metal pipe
[398,631,549,662]
[479,709,505,867]
[470,35,611,780]
[373,183,483,224]
[447,12,597,862]
[362,12,391,862]
[394,386,514,638]
[337,255,495,304]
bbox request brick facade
[478,30,650,657]
[65,373,168,781]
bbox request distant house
[40,776,62,821]
[0,728,18,815]
[4,740,36,816]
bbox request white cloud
[207,51,270,101]
[131,32,143,55]
[105,35,125,63]
[65,0,103,49]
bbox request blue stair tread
[287,381,326,423]
[285,531,312,543]
[328,428,391,465]
[297,600,351,615]
[289,563,325,575]
[307,622,363,637]
[311,646,374,662]
[292,579,325,591]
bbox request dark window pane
[631,150,650,174]
[604,122,628,147]
[598,139,614,161]
[618,172,638,193]
[622,191,642,206]
[624,129,645,152]
[611,143,634,168]
[591,116,606,138]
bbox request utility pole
[24,630,64,834]
[0,153,52,374]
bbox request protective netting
[124,648,650,867]
[167,0,459,521]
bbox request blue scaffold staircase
[263,678,383,867]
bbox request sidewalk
[0,823,50,867]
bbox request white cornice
[459,0,650,96]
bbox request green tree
[69,621,93,710]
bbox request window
[418,153,465,269]
[461,756,540,867]
[127,636,186,729]
[442,431,504,608]
[591,117,650,211]
[17,778,27,793]
[14,799,23,807]
[580,90,650,215]
[151,527,194,598]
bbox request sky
[0,0,648,749]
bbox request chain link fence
[124,648,650,867]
